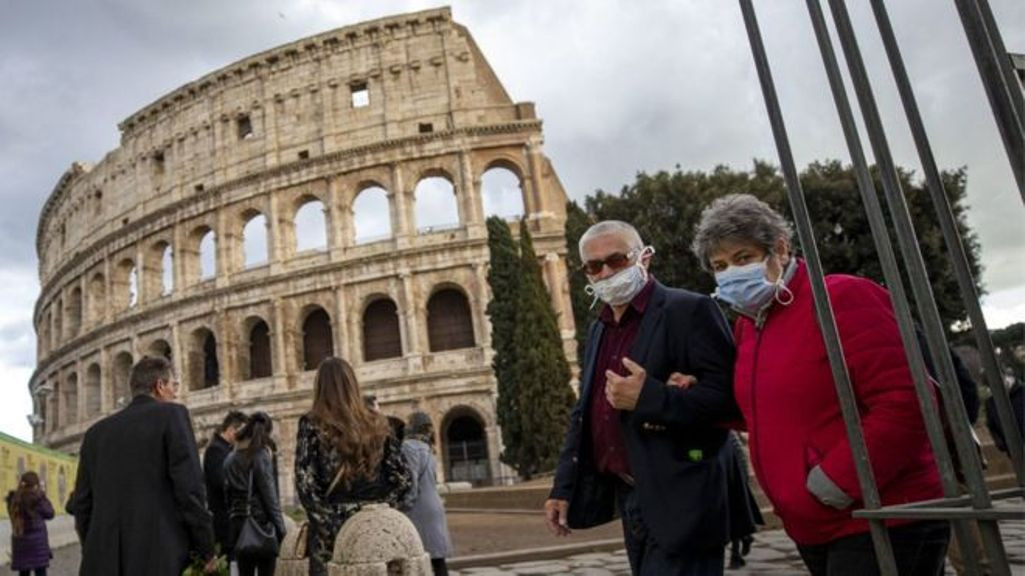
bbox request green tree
[565,200,596,365]
[485,216,524,471]
[503,221,576,478]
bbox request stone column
[525,140,546,217]
[216,207,231,288]
[172,224,185,297]
[170,320,185,385]
[271,298,289,378]
[102,256,112,324]
[473,263,492,347]
[99,346,111,413]
[390,164,412,247]
[135,243,146,308]
[400,272,421,357]
[267,191,283,272]
[460,151,484,235]
[326,176,346,257]
[217,309,234,395]
[333,286,349,361]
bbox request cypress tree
[485,216,523,472]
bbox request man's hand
[605,357,646,410]
[544,498,572,536]
[667,372,697,389]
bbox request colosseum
[29,7,576,503]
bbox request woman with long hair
[5,471,54,576]
[295,357,411,576]
[224,412,286,576]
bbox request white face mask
[585,246,654,307]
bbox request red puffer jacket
[733,260,943,546]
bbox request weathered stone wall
[30,7,576,502]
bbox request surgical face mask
[585,246,653,307]
[713,256,793,313]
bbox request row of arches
[39,288,477,430]
[39,167,524,356]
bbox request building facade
[29,7,576,503]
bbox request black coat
[68,395,214,576]
[223,448,287,546]
[551,282,739,553]
[203,434,233,554]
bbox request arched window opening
[414,176,460,233]
[162,245,174,295]
[67,287,83,338]
[189,328,219,390]
[199,230,217,280]
[112,352,133,408]
[427,289,475,352]
[64,374,78,426]
[145,241,173,299]
[48,385,59,433]
[353,186,392,244]
[87,273,105,325]
[481,166,525,220]
[294,200,328,252]
[242,213,268,268]
[302,308,334,371]
[443,411,491,486]
[363,299,402,361]
[248,320,272,379]
[85,364,101,419]
[114,260,136,310]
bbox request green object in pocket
[687,449,703,462]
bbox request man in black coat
[68,355,216,575]
[203,410,247,559]
[544,221,739,576]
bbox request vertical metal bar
[976,0,1025,133]
[826,1,1011,573]
[870,0,1025,488]
[737,2,897,574]
[803,2,982,573]
[953,0,1025,200]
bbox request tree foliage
[486,216,522,469]
[566,160,983,346]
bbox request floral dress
[294,414,411,576]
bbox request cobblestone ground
[451,522,1025,576]
[37,520,1025,574]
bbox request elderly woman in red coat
[5,471,54,576]
[689,193,948,576]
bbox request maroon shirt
[589,277,655,477]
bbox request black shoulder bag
[234,467,279,558]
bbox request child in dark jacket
[5,471,54,576]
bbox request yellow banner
[1,431,77,518]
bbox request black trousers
[237,554,276,576]
[797,520,950,576]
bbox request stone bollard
[329,504,431,576]
[276,517,310,576]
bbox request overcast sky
[1,0,1022,441]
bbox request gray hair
[578,220,644,259]
[691,194,793,271]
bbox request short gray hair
[578,220,644,259]
[691,194,793,271]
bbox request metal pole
[976,0,1025,134]
[738,2,897,573]
[869,0,1024,488]
[826,1,1010,572]
[953,0,1025,200]
[803,1,982,573]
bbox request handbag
[234,468,280,558]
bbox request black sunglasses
[580,250,638,275]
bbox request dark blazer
[68,395,215,576]
[203,434,233,554]
[224,448,287,545]
[550,281,739,553]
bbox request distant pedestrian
[5,471,54,576]
[67,355,217,576]
[295,357,411,576]
[204,410,248,561]
[224,412,286,576]
[400,411,453,576]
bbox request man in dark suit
[68,356,217,575]
[203,410,247,560]
[544,221,738,575]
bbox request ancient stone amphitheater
[30,7,576,502]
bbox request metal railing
[739,1,1025,574]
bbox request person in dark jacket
[224,412,286,576]
[295,357,411,576]
[67,355,217,576]
[986,373,1024,456]
[204,410,248,560]
[400,411,453,576]
[5,471,54,576]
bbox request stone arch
[87,272,105,326]
[293,197,328,253]
[352,184,392,245]
[114,258,137,309]
[187,225,217,283]
[188,327,220,390]
[441,406,492,486]
[144,240,173,299]
[241,209,269,269]
[111,351,133,408]
[242,315,273,380]
[362,296,402,362]
[147,338,173,361]
[300,306,333,371]
[67,286,83,338]
[481,163,526,220]
[414,173,460,233]
[64,372,78,426]
[85,363,101,419]
[426,287,475,352]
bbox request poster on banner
[0,431,77,518]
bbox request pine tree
[506,222,575,478]
[485,216,523,472]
